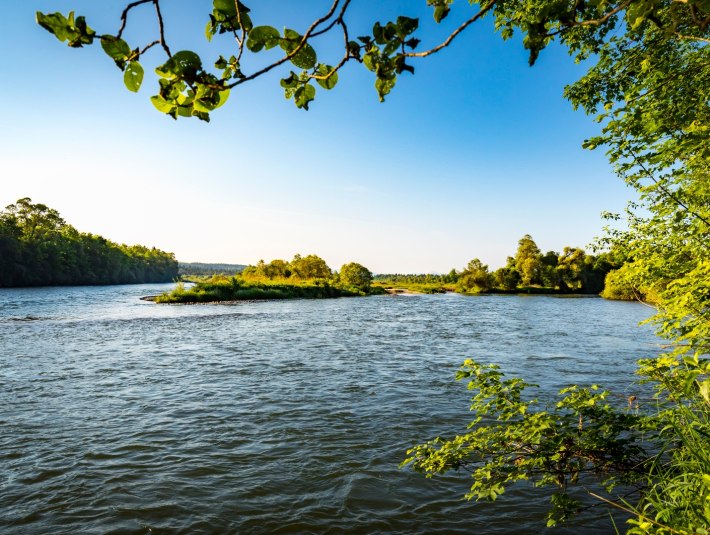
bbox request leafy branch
[36,0,710,119]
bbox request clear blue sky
[0,1,633,273]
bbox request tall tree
[514,234,542,286]
[458,258,492,293]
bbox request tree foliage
[159,257,379,302]
[37,0,709,120]
[458,258,492,293]
[339,262,373,290]
[376,236,615,295]
[0,198,178,286]
[514,234,543,286]
[243,254,334,281]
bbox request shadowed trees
[0,198,178,286]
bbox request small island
[156,255,385,303]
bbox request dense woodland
[0,198,178,287]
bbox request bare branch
[234,0,246,63]
[117,0,153,39]
[227,0,343,89]
[140,39,160,55]
[674,32,710,43]
[153,0,171,57]
[405,0,496,58]
[309,0,356,83]
[544,0,634,39]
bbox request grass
[372,280,455,294]
[155,276,384,303]
[372,279,581,296]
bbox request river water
[0,284,659,534]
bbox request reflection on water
[0,284,658,533]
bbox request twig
[228,0,343,88]
[140,40,160,55]
[117,0,153,39]
[153,0,171,57]
[587,491,685,534]
[629,149,710,229]
[234,0,246,64]
[405,0,496,58]
[545,0,634,39]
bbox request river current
[0,284,659,534]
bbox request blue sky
[0,1,634,273]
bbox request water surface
[0,285,659,533]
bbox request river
[0,284,659,533]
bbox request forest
[0,198,178,287]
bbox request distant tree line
[179,262,246,277]
[0,198,178,287]
[456,234,618,294]
[376,235,620,295]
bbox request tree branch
[117,0,153,39]
[153,0,171,57]
[227,0,343,88]
[404,0,496,58]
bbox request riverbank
[156,278,607,304]
[373,280,603,297]
[155,277,385,303]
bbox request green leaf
[36,11,95,47]
[294,83,316,110]
[396,16,418,37]
[363,51,377,72]
[373,22,385,45]
[434,5,450,23]
[36,11,71,41]
[101,35,131,62]
[213,0,237,17]
[214,89,230,109]
[124,61,144,92]
[212,0,252,31]
[246,26,280,52]
[698,379,710,403]
[280,29,317,70]
[156,51,202,80]
[280,72,299,89]
[69,16,95,47]
[150,95,175,113]
[315,64,338,90]
[375,75,396,102]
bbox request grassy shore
[155,276,385,303]
[372,279,595,296]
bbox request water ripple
[0,285,658,533]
